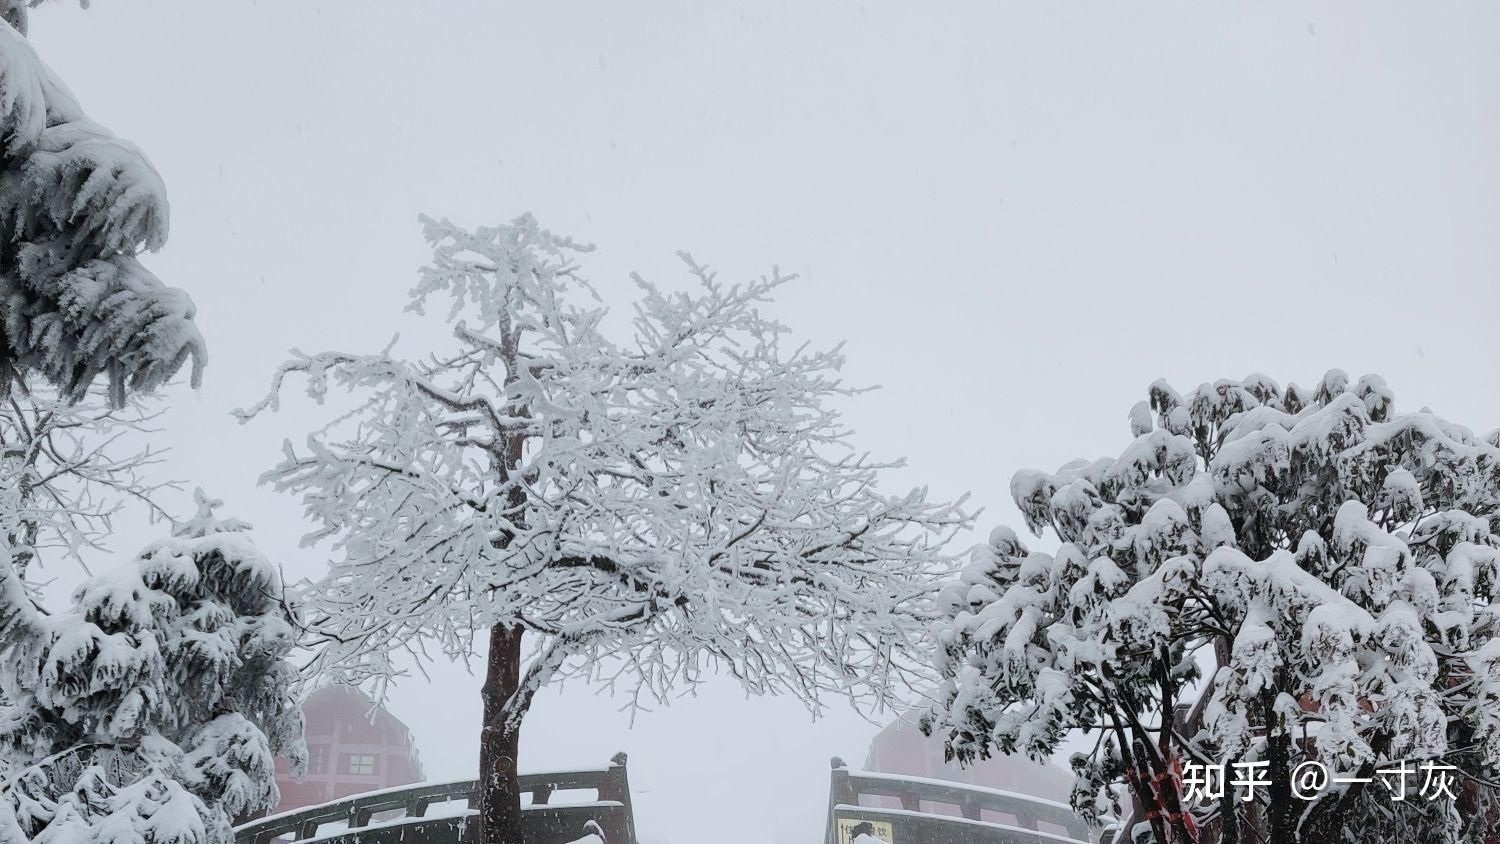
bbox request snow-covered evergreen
[0,491,305,844]
[0,14,203,405]
[924,372,1500,844]
[236,212,969,844]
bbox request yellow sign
[835,818,894,844]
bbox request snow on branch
[0,18,203,404]
[239,212,971,718]
[926,371,1500,843]
[0,381,179,580]
[0,491,304,844]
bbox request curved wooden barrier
[234,754,636,844]
[825,758,1098,844]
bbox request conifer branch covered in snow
[0,15,204,405]
[0,491,306,844]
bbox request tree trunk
[1261,692,1295,844]
[1120,736,1171,844]
[481,366,530,844]
[479,623,526,844]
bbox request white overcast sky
[26,3,1500,843]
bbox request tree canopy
[925,372,1500,844]
[0,492,305,844]
[239,212,969,844]
[0,14,204,405]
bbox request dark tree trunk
[1261,692,1296,844]
[479,623,526,844]
[1118,734,1171,844]
[481,383,531,844]
[1218,776,1240,844]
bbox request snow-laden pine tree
[924,372,1500,844]
[0,491,305,844]
[236,213,969,844]
[0,10,204,405]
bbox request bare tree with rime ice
[237,213,970,844]
[0,381,178,582]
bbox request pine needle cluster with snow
[924,371,1500,844]
[0,13,203,405]
[0,491,305,844]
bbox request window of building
[342,753,377,776]
[308,745,328,774]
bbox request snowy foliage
[238,213,968,718]
[238,212,967,843]
[0,17,203,404]
[925,372,1500,844]
[0,491,305,844]
[0,381,177,580]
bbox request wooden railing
[234,753,636,844]
[825,757,1097,844]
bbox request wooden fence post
[609,751,637,844]
[826,757,856,844]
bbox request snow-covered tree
[0,381,177,580]
[236,213,968,844]
[0,491,305,844]
[0,12,204,405]
[924,372,1500,844]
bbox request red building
[272,685,425,812]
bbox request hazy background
[26,2,1500,843]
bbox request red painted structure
[272,685,424,813]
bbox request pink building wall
[271,685,425,813]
